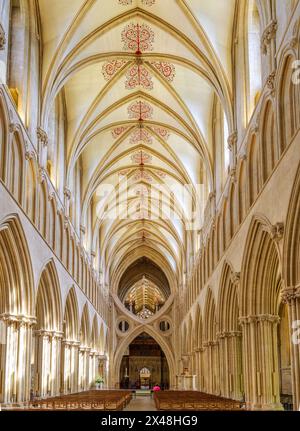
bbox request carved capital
[281,287,300,304]
[48,192,56,202]
[0,313,36,327]
[9,123,19,134]
[266,71,276,95]
[261,20,277,54]
[230,271,241,286]
[38,167,47,184]
[63,215,70,230]
[203,340,218,347]
[239,314,280,325]
[281,288,296,304]
[25,143,35,161]
[0,23,6,50]
[229,167,236,183]
[37,127,48,147]
[239,152,247,162]
[270,222,284,241]
[217,330,242,339]
[63,187,71,200]
[250,122,259,136]
[227,131,238,151]
[208,191,216,201]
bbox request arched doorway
[119,332,169,390]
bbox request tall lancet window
[247,0,262,120]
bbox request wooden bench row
[3,390,133,411]
[154,391,245,411]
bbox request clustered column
[0,314,35,403]
[61,340,80,394]
[217,331,243,400]
[78,346,91,391]
[282,288,300,410]
[239,314,282,410]
[34,330,63,397]
[202,341,220,395]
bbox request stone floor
[124,395,157,411]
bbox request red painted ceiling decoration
[125,63,153,90]
[156,170,167,179]
[142,0,156,5]
[122,23,154,53]
[102,59,127,81]
[134,207,149,220]
[128,100,153,120]
[111,126,130,139]
[118,169,131,176]
[133,169,153,183]
[131,150,152,165]
[119,0,156,6]
[130,128,153,145]
[134,184,149,197]
[150,61,176,82]
[150,126,170,140]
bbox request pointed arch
[9,131,25,204]
[79,303,91,347]
[113,326,175,387]
[278,53,300,152]
[194,304,203,349]
[25,157,37,223]
[238,159,247,223]
[240,215,281,316]
[0,94,9,181]
[91,315,99,352]
[217,261,239,332]
[36,259,62,331]
[204,288,217,342]
[247,133,260,205]
[283,163,300,288]
[63,287,79,342]
[260,100,277,183]
[0,214,34,316]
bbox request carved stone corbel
[63,187,71,200]
[38,167,47,184]
[48,192,56,202]
[230,271,241,287]
[261,20,277,55]
[227,131,238,151]
[266,71,276,97]
[270,222,284,241]
[37,127,48,147]
[25,143,34,161]
[229,167,236,183]
[9,123,19,134]
[250,122,259,136]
